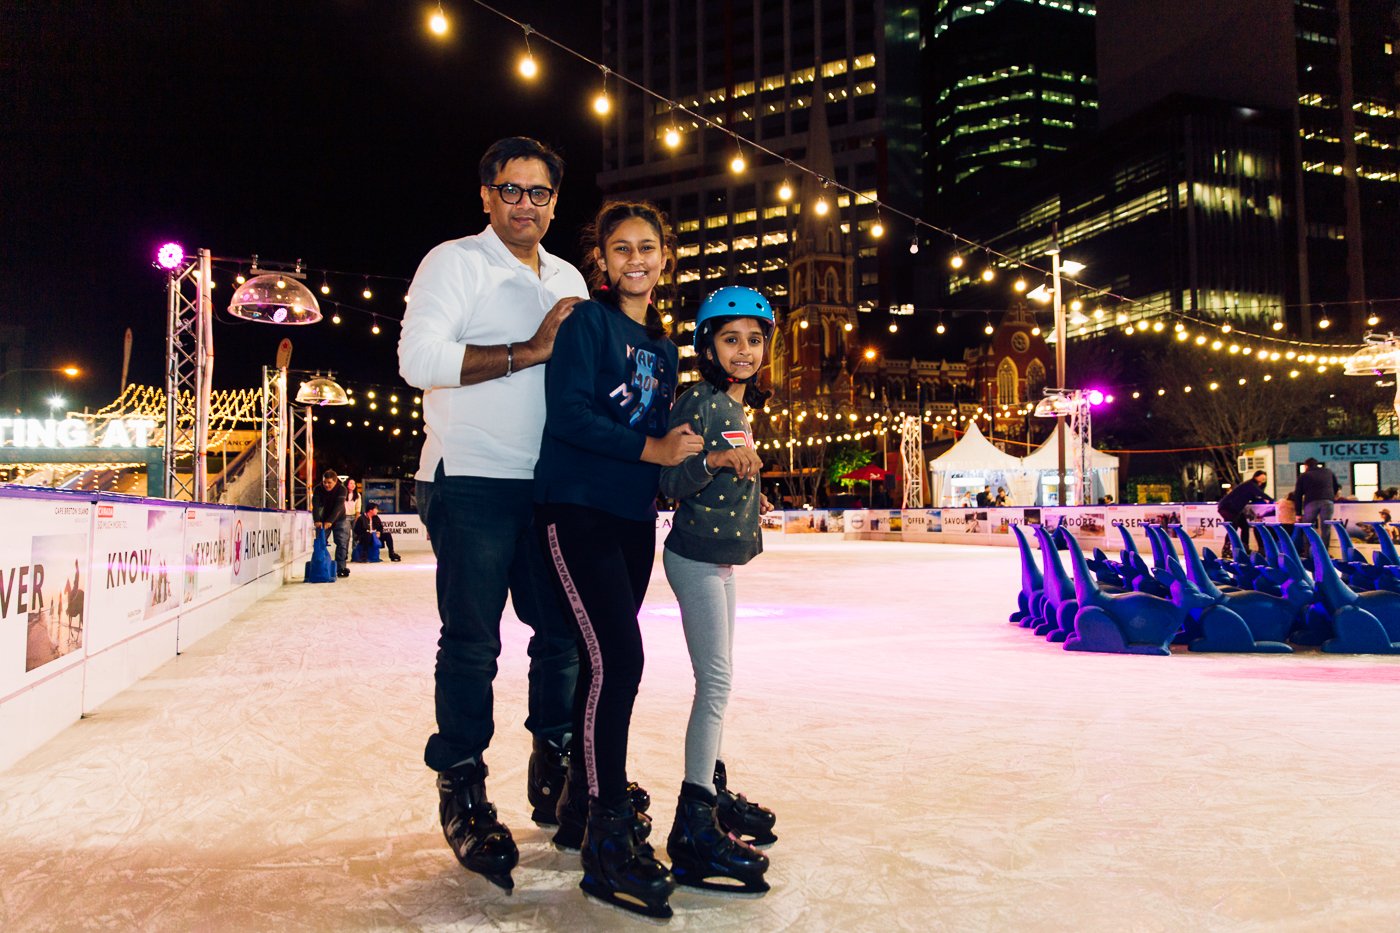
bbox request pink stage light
[156,242,185,269]
[1086,389,1105,406]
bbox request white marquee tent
[1021,428,1120,505]
[928,422,1032,506]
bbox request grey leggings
[662,547,736,793]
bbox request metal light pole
[1050,236,1067,506]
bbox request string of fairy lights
[414,0,1397,387]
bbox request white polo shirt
[398,225,589,481]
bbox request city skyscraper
[1095,0,1399,326]
[922,0,1099,210]
[597,0,921,321]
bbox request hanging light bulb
[980,266,996,282]
[1367,311,1380,327]
[778,180,793,201]
[730,149,746,174]
[664,126,681,148]
[235,270,247,285]
[320,277,330,296]
[888,322,898,333]
[429,5,448,35]
[518,28,539,79]
[1271,320,1284,331]
[843,321,853,332]
[1013,277,1027,293]
[936,321,946,335]
[331,312,342,325]
[1031,324,1041,336]
[1221,323,1232,333]
[871,217,884,238]
[592,66,612,116]
[371,318,381,335]
[949,253,965,269]
[362,278,373,300]
[814,198,830,216]
[909,237,919,255]
[1317,314,1331,330]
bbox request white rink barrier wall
[0,487,312,771]
[378,503,1400,554]
[826,501,1400,556]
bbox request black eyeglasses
[485,183,555,206]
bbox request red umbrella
[839,464,891,481]
[839,464,891,505]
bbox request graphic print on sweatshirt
[721,429,752,448]
[609,344,672,431]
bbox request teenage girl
[534,200,701,921]
[657,286,777,896]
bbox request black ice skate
[667,783,770,895]
[553,774,653,852]
[436,763,518,893]
[527,736,569,826]
[714,760,777,848]
[580,797,675,920]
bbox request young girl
[658,286,777,895]
[534,200,701,921]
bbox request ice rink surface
[3,535,1400,931]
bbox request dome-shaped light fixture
[228,274,323,324]
[295,375,350,406]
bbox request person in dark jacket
[1217,470,1273,554]
[1294,457,1342,554]
[352,503,402,561]
[534,199,698,920]
[312,469,351,577]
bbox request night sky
[4,0,606,411]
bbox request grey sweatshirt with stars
[659,383,764,566]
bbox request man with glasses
[399,137,586,893]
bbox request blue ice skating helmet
[692,286,775,349]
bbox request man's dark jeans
[417,468,578,773]
[331,518,352,572]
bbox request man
[312,469,351,577]
[1217,469,1273,554]
[352,503,401,562]
[1294,457,1342,555]
[398,137,586,893]
[975,484,992,508]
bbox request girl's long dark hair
[581,200,675,341]
[695,319,772,409]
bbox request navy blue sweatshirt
[534,300,679,522]
[1217,478,1272,519]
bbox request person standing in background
[1294,458,1341,554]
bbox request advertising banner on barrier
[901,509,942,538]
[1108,504,1187,550]
[990,508,1034,537]
[230,512,258,588]
[759,510,784,533]
[940,508,981,535]
[1331,501,1400,547]
[88,501,185,653]
[0,497,92,693]
[182,507,233,607]
[379,514,429,551]
[1181,504,1228,544]
[865,509,902,533]
[782,509,844,533]
[1044,508,1108,547]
